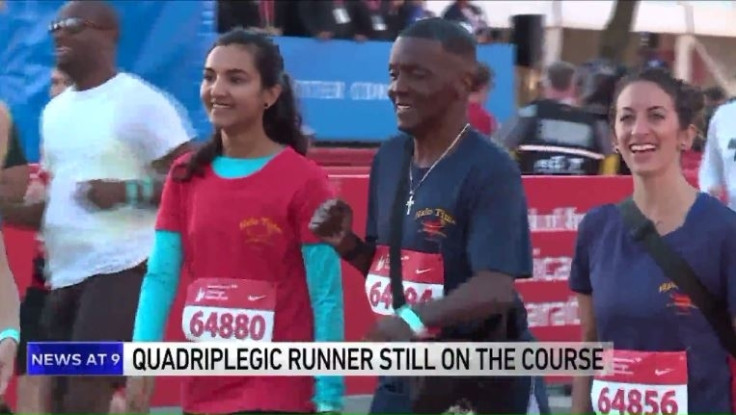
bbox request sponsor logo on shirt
[239,216,283,245]
[414,208,456,240]
[658,282,697,314]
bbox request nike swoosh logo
[248,295,266,301]
[655,369,672,376]
[415,268,432,274]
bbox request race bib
[333,7,350,24]
[365,246,444,316]
[591,350,688,415]
[182,278,276,343]
[371,14,387,32]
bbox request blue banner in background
[1,1,514,161]
[276,37,516,142]
[27,342,124,376]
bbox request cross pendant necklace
[406,193,415,215]
[405,124,469,216]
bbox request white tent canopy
[425,1,736,38]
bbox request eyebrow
[203,67,250,76]
[621,105,667,112]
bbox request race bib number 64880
[182,306,274,342]
[182,279,276,342]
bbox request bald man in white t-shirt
[0,2,194,413]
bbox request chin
[627,162,670,178]
[208,116,233,130]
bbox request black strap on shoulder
[617,197,736,357]
[388,137,414,311]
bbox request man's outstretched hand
[309,198,354,248]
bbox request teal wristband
[396,305,427,336]
[125,181,139,206]
[0,328,20,344]
[316,402,341,413]
[141,178,154,205]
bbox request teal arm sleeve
[302,243,345,411]
[133,230,184,341]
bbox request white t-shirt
[40,72,191,288]
[699,100,736,211]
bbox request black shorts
[40,262,146,386]
[15,287,49,375]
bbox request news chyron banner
[28,341,611,377]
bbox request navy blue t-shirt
[569,193,736,413]
[365,129,533,337]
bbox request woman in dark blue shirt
[569,68,736,414]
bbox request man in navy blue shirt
[311,17,534,413]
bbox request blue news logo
[27,342,124,376]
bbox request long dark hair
[609,67,704,130]
[175,28,307,181]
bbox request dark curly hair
[609,67,704,130]
[175,28,307,182]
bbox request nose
[631,115,651,136]
[209,76,228,99]
[388,73,409,101]
[52,27,67,44]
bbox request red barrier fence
[3,174,634,406]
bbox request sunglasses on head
[48,17,105,34]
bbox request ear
[609,128,619,153]
[456,67,475,100]
[263,83,283,108]
[679,124,697,151]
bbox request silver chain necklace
[406,123,470,215]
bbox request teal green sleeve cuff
[133,230,183,341]
[0,328,20,344]
[302,243,345,411]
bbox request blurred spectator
[294,0,372,41]
[494,61,615,175]
[703,86,727,132]
[577,58,628,174]
[0,104,29,203]
[378,0,412,40]
[345,0,395,41]
[468,62,498,137]
[441,0,487,35]
[50,68,73,99]
[217,0,287,36]
[636,46,669,73]
[704,86,727,107]
[699,98,736,210]
[475,27,503,45]
[405,0,434,25]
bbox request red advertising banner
[2,172,634,406]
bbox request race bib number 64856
[591,350,688,415]
[592,383,685,415]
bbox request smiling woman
[570,67,736,414]
[126,28,345,415]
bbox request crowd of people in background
[217,0,497,45]
[214,0,736,183]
